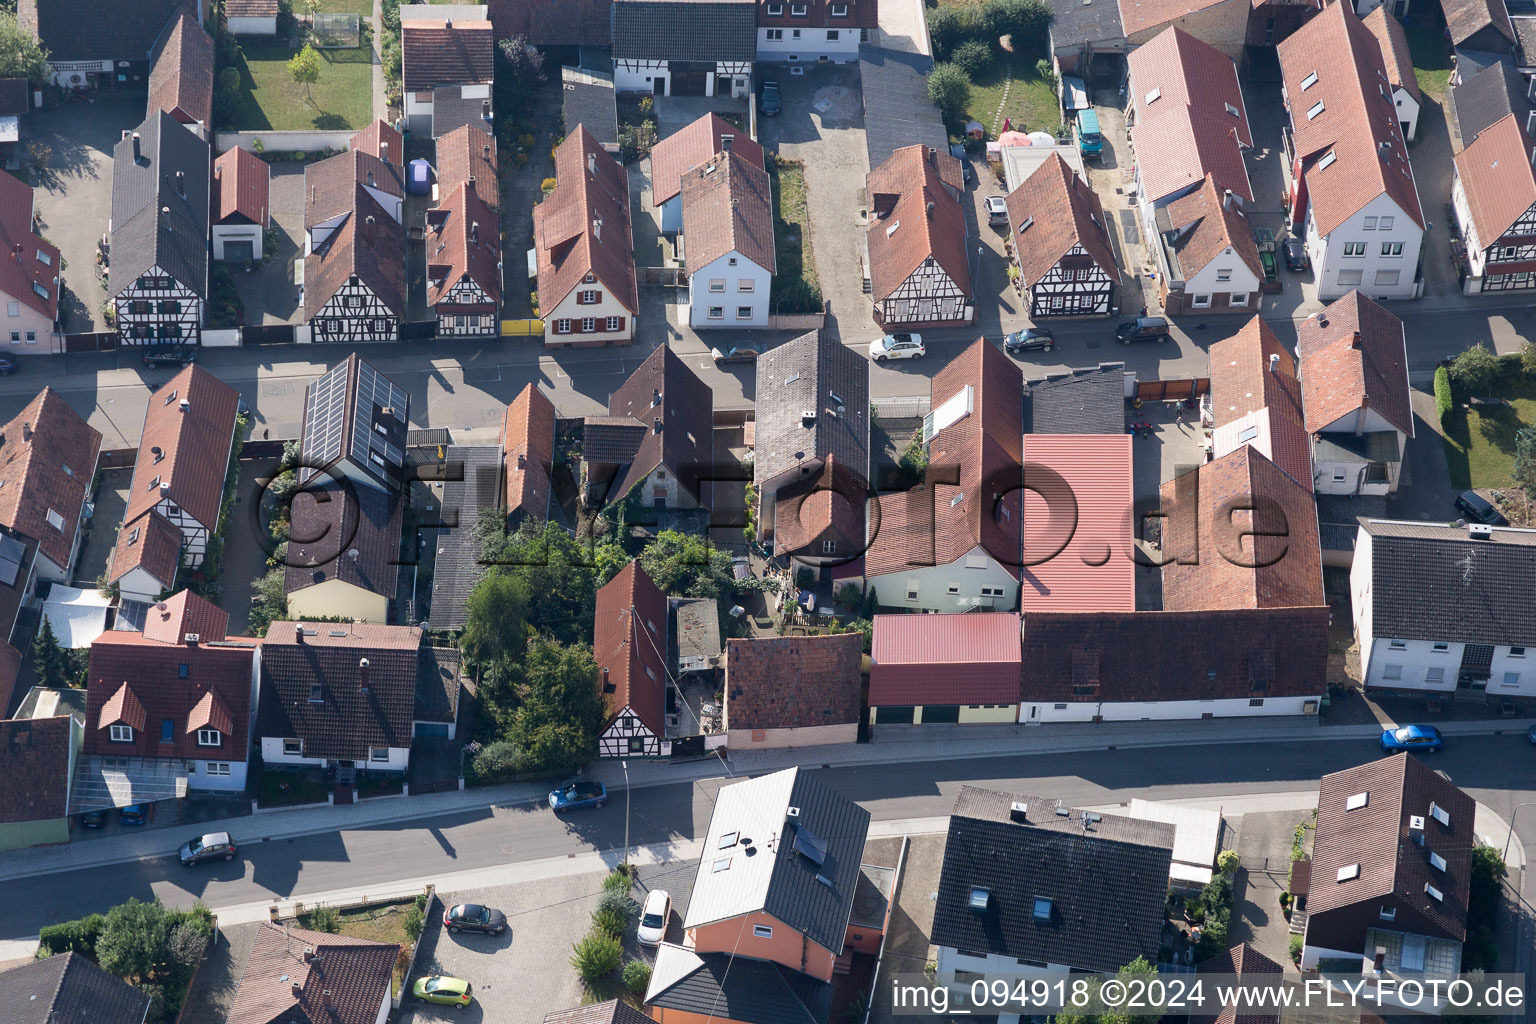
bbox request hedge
[1434,365,1453,427]
[38,913,106,959]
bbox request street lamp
[1502,801,1536,863]
[622,760,632,876]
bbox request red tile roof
[426,181,500,309]
[1005,153,1116,290]
[123,364,241,532]
[1200,943,1285,1024]
[225,0,278,14]
[1453,113,1536,251]
[141,589,229,645]
[0,169,61,320]
[97,681,146,732]
[0,715,73,824]
[725,632,862,730]
[486,0,612,46]
[107,510,182,591]
[650,113,764,207]
[1128,28,1253,204]
[227,923,398,1024]
[759,0,878,27]
[503,383,556,522]
[401,18,494,91]
[770,454,866,562]
[1163,174,1264,282]
[212,145,270,227]
[594,560,668,736]
[680,148,775,276]
[866,144,971,305]
[1363,7,1420,102]
[1278,1,1424,237]
[0,642,20,718]
[350,119,404,165]
[1296,291,1413,437]
[536,124,637,315]
[1120,0,1237,35]
[869,612,1020,706]
[0,388,102,571]
[1020,434,1135,612]
[148,12,213,126]
[1208,316,1312,488]
[435,122,499,209]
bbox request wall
[227,15,278,33]
[1315,193,1423,301]
[203,327,242,347]
[0,816,69,852]
[726,721,857,749]
[1020,694,1320,722]
[638,464,704,511]
[1395,87,1420,141]
[118,564,172,603]
[543,286,634,345]
[688,252,772,327]
[660,194,683,234]
[0,296,58,354]
[213,130,355,155]
[690,912,837,981]
[756,26,862,62]
[958,704,1018,723]
[260,736,411,770]
[615,59,668,95]
[285,578,390,624]
[405,91,433,138]
[1181,250,1262,310]
[871,547,1020,613]
[1361,638,1532,694]
[189,758,249,791]
[213,223,263,261]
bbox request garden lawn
[317,0,374,13]
[1440,374,1536,488]
[256,770,330,807]
[1403,7,1451,101]
[964,49,1060,136]
[768,158,823,314]
[226,41,374,131]
[299,902,415,995]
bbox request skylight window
[1301,71,1318,90]
[1429,851,1447,872]
[712,857,732,873]
[720,832,738,849]
[1338,863,1361,882]
[1032,898,1053,920]
[1145,87,1161,104]
[1346,792,1369,811]
[1225,102,1240,117]
[1307,101,1325,120]
[1237,425,1259,442]
[969,887,991,911]
[1429,802,1450,826]
[1318,151,1337,170]
[1018,216,1034,233]
[1426,883,1444,901]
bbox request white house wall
[1350,526,1376,671]
[0,296,57,355]
[1021,695,1319,723]
[1359,638,1533,694]
[227,15,277,33]
[1394,87,1420,141]
[260,736,411,770]
[868,546,1019,613]
[188,758,248,791]
[756,27,861,62]
[1181,247,1262,308]
[688,251,772,327]
[1311,194,1423,301]
[117,565,172,603]
[543,286,634,344]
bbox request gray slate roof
[21,0,191,64]
[646,945,833,1024]
[859,46,950,172]
[110,111,211,299]
[931,786,1174,973]
[1316,493,1386,555]
[1449,58,1531,143]
[1048,0,1125,49]
[1023,363,1126,435]
[611,0,757,61]
[1313,430,1401,465]
[563,66,619,150]
[1361,519,1536,646]
[0,951,153,1024]
[414,644,462,723]
[427,444,501,630]
[754,330,870,489]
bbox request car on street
[119,805,147,825]
[1380,724,1442,753]
[1528,723,1536,744]
[444,903,507,935]
[1283,239,1309,272]
[179,832,237,865]
[638,889,672,946]
[1115,317,1170,344]
[711,341,766,363]
[984,195,1008,225]
[760,80,781,117]
[1004,328,1055,354]
[869,333,925,362]
[0,356,16,375]
[1455,490,1507,526]
[549,780,608,811]
[413,976,474,1009]
[142,346,196,368]
[80,810,105,828]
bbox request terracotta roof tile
[1296,291,1413,437]
[436,122,499,209]
[1453,113,1536,251]
[108,510,182,590]
[0,388,101,571]
[1005,153,1116,289]
[426,181,500,308]
[866,144,971,304]
[401,18,494,91]
[680,148,775,276]
[1200,943,1285,1024]
[212,145,270,226]
[759,0,879,28]
[142,589,229,644]
[148,12,214,126]
[503,383,556,522]
[0,168,61,320]
[0,715,73,823]
[1208,316,1312,488]
[97,680,146,732]
[1164,174,1264,282]
[597,345,714,506]
[123,364,241,532]
[869,612,1020,705]
[536,124,637,314]
[651,113,763,207]
[225,0,279,15]
[771,454,866,560]
[1363,7,1420,101]
[725,632,862,731]
[351,119,404,164]
[227,923,398,1024]
[304,189,408,317]
[595,560,668,736]
[1119,0,1235,36]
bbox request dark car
[549,780,607,811]
[1455,490,1507,526]
[1380,724,1442,753]
[119,804,148,825]
[760,80,781,117]
[1283,239,1309,272]
[179,831,237,865]
[711,341,766,363]
[444,903,508,935]
[0,356,16,375]
[1004,328,1055,354]
[143,346,196,368]
[80,810,105,829]
[1115,317,1171,344]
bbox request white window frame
[1191,294,1212,308]
[370,746,390,762]
[766,2,783,12]
[790,2,807,13]
[555,318,572,334]
[109,724,133,742]
[197,728,221,747]
[738,279,754,292]
[205,761,231,777]
[1338,269,1363,286]
[1228,292,1250,306]
[581,317,596,333]
[736,306,753,320]
[709,278,726,292]
[753,924,774,938]
[831,2,848,13]
[283,738,303,755]
[708,306,724,319]
[606,316,621,331]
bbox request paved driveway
[234,162,305,325]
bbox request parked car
[142,346,196,368]
[638,889,672,946]
[179,831,237,865]
[118,805,147,826]
[1283,239,1310,272]
[1455,490,1507,526]
[413,976,474,1009]
[1380,724,1443,753]
[711,341,766,363]
[1527,723,1536,744]
[760,80,781,117]
[443,903,507,936]
[1004,328,1055,354]
[80,810,105,828]
[868,333,925,362]
[1115,317,1170,344]
[984,195,1008,225]
[0,356,16,375]
[549,780,608,811]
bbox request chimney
[367,169,375,187]
[160,481,171,495]
[722,134,734,151]
[1222,188,1233,210]
[175,170,185,196]
[21,421,30,440]
[295,623,305,643]
[588,152,596,176]
[161,207,172,233]
[925,200,935,219]
[292,983,303,998]
[1269,353,1279,374]
[303,948,317,962]
[1351,330,1362,349]
[592,216,602,240]
[380,139,389,164]
[1355,395,1369,437]
[364,214,376,242]
[445,17,452,27]
[470,220,479,244]
[359,657,370,693]
[482,99,491,120]
[185,632,200,647]
[132,132,142,162]
[178,397,189,412]
[926,146,936,165]
[1008,801,1029,824]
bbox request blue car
[548,781,607,811]
[1380,724,1443,754]
[118,804,148,825]
[1527,724,1536,744]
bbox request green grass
[257,770,330,807]
[963,49,1060,135]
[299,902,414,995]
[317,0,374,14]
[1440,371,1536,488]
[1403,7,1451,101]
[767,157,823,315]
[226,40,374,130]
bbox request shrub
[950,39,993,78]
[796,566,815,590]
[1035,57,1057,88]
[927,63,972,122]
[541,177,557,196]
[1449,343,1501,393]
[571,929,623,982]
[469,739,525,784]
[593,907,628,937]
[37,913,106,959]
[307,905,341,934]
[981,0,1053,48]
[927,5,973,62]
[404,903,424,942]
[1289,934,1303,965]
[596,888,638,926]
[1524,340,1536,376]
[624,959,652,996]
[602,870,633,894]
[1434,365,1453,426]
[1216,849,1240,876]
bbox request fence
[500,318,544,336]
[768,312,825,330]
[1134,377,1210,402]
[638,266,682,286]
[241,324,296,346]
[62,331,117,352]
[203,327,240,348]
[213,130,355,155]
[98,448,138,471]
[870,395,931,420]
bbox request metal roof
[1021,434,1136,613]
[871,611,1021,665]
[428,445,501,629]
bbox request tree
[571,930,623,982]
[927,63,972,122]
[981,0,1053,48]
[305,905,341,934]
[461,570,530,681]
[1216,849,1240,876]
[512,637,604,772]
[476,518,626,647]
[926,4,973,62]
[951,39,993,78]
[0,15,49,83]
[639,529,732,600]
[1448,343,1501,393]
[97,898,171,980]
[287,44,323,111]
[1051,957,1158,1024]
[247,565,288,638]
[167,920,208,967]
[623,959,652,996]
[31,617,68,689]
[301,0,320,16]
[1523,340,1536,376]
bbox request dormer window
[109,724,133,742]
[767,2,783,12]
[197,728,222,747]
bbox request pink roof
[869,612,1021,707]
[1020,435,1136,613]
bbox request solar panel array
[300,362,349,481]
[0,534,25,587]
[351,360,408,478]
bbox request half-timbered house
[594,560,668,758]
[610,0,754,96]
[865,145,974,327]
[435,122,499,210]
[109,112,210,347]
[1004,152,1116,317]
[1453,112,1536,294]
[427,182,500,336]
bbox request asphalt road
[7,735,1534,941]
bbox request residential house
[1127,28,1252,249]
[757,0,875,63]
[485,0,613,49]
[1022,363,1128,435]
[1196,944,1284,1024]
[401,12,494,138]
[224,0,279,35]
[681,148,775,327]
[1278,1,1425,301]
[0,169,62,353]
[425,445,501,632]
[1246,0,1313,47]
[1020,434,1136,612]
[1447,58,1531,151]
[0,388,102,587]
[1119,0,1247,58]
[594,560,668,757]
[859,47,951,173]
[297,353,411,494]
[650,112,764,234]
[258,623,425,771]
[724,632,862,748]
[1005,153,1116,317]
[19,0,198,88]
[1298,292,1412,495]
[863,339,1022,612]
[546,1000,653,1024]
[226,923,396,1024]
[673,596,722,683]
[147,12,214,133]
[1349,518,1536,695]
[110,112,211,347]
[1046,0,1126,78]
[865,144,974,327]
[0,714,80,851]
[611,0,755,97]
[1300,754,1474,974]
[582,345,714,510]
[563,66,619,155]
[427,182,501,335]
[931,786,1173,1009]
[868,612,1022,724]
[107,511,182,604]
[536,125,638,345]
[1154,173,1263,314]
[1364,8,1422,141]
[0,952,152,1023]
[82,591,260,805]
[1019,607,1328,722]
[210,145,270,262]
[1207,316,1311,489]
[1453,112,1536,294]
[435,122,499,210]
[1444,0,1516,53]
[502,382,557,526]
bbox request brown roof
[536,124,637,314]
[759,0,879,28]
[1164,174,1264,282]
[350,119,404,165]
[97,681,146,732]
[598,345,715,506]
[0,642,20,718]
[1296,290,1414,437]
[123,364,241,531]
[594,560,668,736]
[1453,113,1536,250]
[1005,153,1116,289]
[305,149,403,228]
[305,189,408,317]
[771,454,866,561]
[0,169,61,319]
[1309,753,1474,942]
[487,0,612,45]
[401,18,494,91]
[142,589,229,644]
[545,1000,656,1024]
[1020,607,1328,704]
[725,632,862,732]
[1198,944,1284,1024]
[503,383,556,522]
[227,923,398,1024]
[680,148,775,276]
[1120,0,1237,36]
[0,388,102,571]
[426,181,501,308]
[1159,445,1324,611]
[225,0,279,14]
[107,510,182,590]
[0,951,153,1024]
[436,122,499,209]
[1277,2,1424,236]
[1443,0,1515,48]
[1363,7,1421,101]
[1208,316,1312,488]
[0,715,73,823]
[212,145,270,227]
[869,612,1021,706]
[650,113,764,206]
[283,480,404,601]
[866,144,971,304]
[148,11,213,126]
